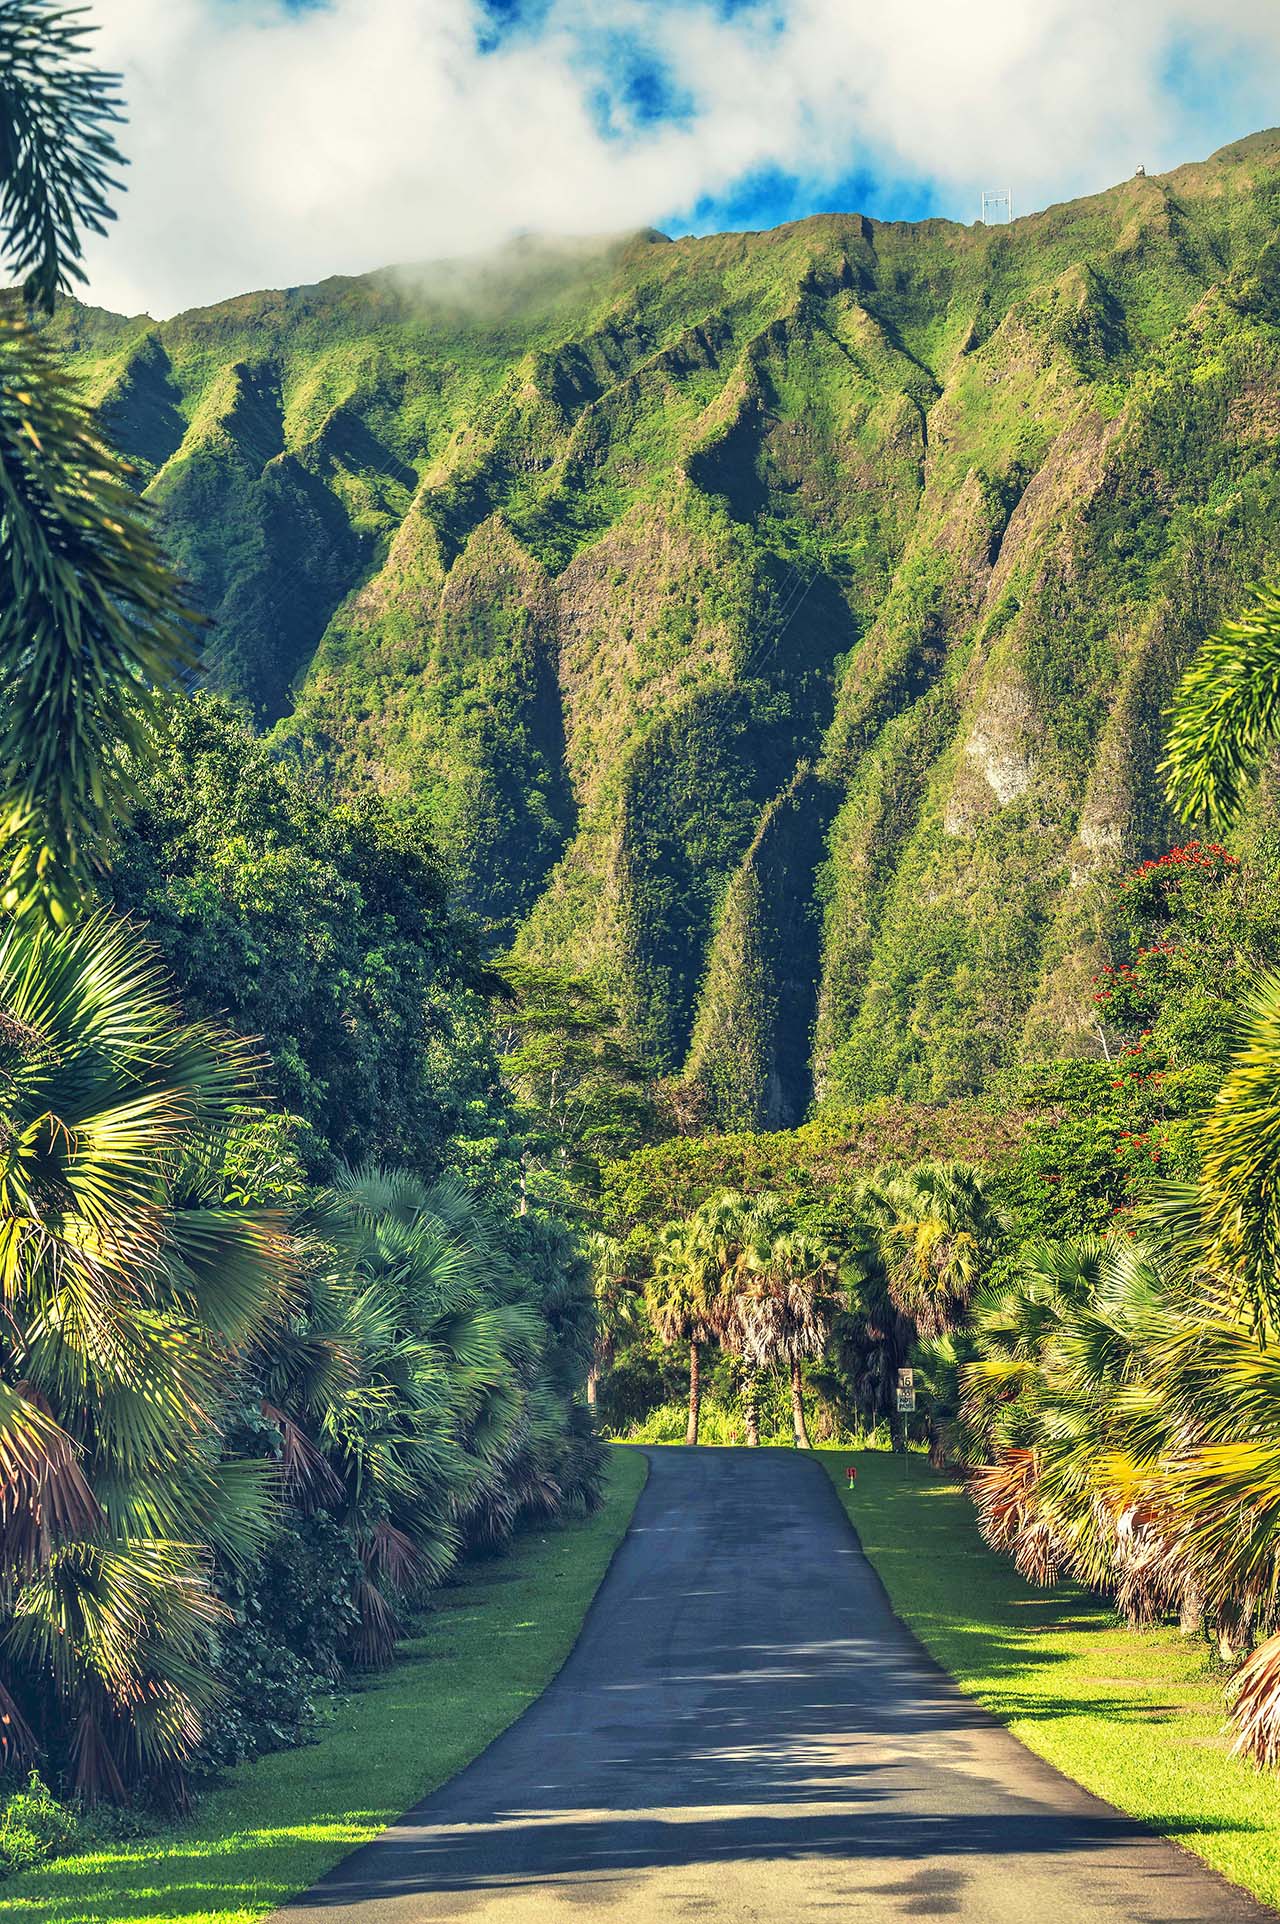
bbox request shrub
[552,1404,609,1517]
[198,1512,364,1775]
[198,1624,328,1772]
[0,1774,78,1877]
[222,1512,364,1682]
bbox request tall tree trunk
[1179,1575,1204,1639]
[586,1366,598,1409]
[743,1363,760,1447]
[790,1360,811,1449]
[1216,1598,1254,1666]
[686,1338,701,1447]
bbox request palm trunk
[1217,1599,1254,1666]
[1179,1575,1204,1639]
[790,1360,811,1449]
[686,1338,702,1447]
[743,1363,760,1447]
[586,1366,598,1408]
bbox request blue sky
[84,0,1280,316]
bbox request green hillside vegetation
[0,1,606,1854]
[16,1,1280,1873]
[53,130,1280,1124]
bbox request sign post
[896,1367,916,1414]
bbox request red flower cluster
[1115,1128,1161,1165]
[1091,959,1164,1008]
[1127,841,1238,882]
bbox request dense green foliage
[0,8,603,1832]
[52,130,1280,1114]
[491,959,656,1199]
[0,1774,77,1877]
[109,696,508,1181]
[0,1450,647,1924]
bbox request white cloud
[79,0,1280,318]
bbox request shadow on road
[280,1450,1273,1921]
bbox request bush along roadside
[821,1450,1280,1913]
[0,1447,648,1924]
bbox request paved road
[278,1448,1274,1923]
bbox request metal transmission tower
[980,188,1013,224]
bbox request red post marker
[845,1465,857,1490]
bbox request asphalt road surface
[278,1447,1274,1923]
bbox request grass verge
[1,1446,648,1924]
[819,1448,1280,1910]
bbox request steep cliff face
[58,132,1280,1125]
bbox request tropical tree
[1142,561,1280,1755]
[724,1200,840,1449]
[1154,586,1280,1328]
[259,1164,573,1665]
[830,1162,1000,1448]
[1162,579,1280,829]
[0,914,291,1796]
[645,1218,720,1447]
[957,1236,1182,1609]
[823,1256,915,1445]
[0,8,286,1799]
[584,1232,640,1409]
[492,964,656,1194]
[1,3,194,925]
[942,1192,1280,1761]
[683,1192,759,1442]
[856,1162,1003,1338]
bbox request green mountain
[56,131,1280,1127]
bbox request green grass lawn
[1,1447,647,1924]
[819,1448,1280,1909]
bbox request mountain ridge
[53,127,1280,1125]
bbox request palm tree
[833,1163,999,1449]
[645,1219,720,1447]
[1,3,194,925]
[0,914,291,1796]
[688,1192,761,1443]
[1161,579,1280,829]
[962,1236,1183,1611]
[726,1203,839,1449]
[1155,578,1280,1752]
[0,16,289,1794]
[859,1162,1003,1338]
[264,1164,559,1665]
[828,1259,916,1444]
[584,1232,640,1409]
[1160,970,1280,1330]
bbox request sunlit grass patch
[0,1446,647,1924]
[820,1448,1280,1910]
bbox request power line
[741,556,821,681]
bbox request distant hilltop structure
[980,188,1013,224]
[1136,164,1147,177]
